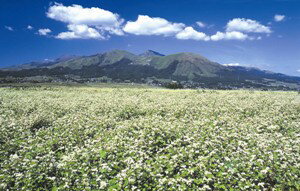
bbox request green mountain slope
[150,52,224,78]
[1,50,299,90]
[6,50,223,79]
[48,50,138,69]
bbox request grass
[0,84,299,190]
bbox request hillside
[149,52,224,78]
[1,50,299,90]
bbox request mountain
[139,50,165,57]
[1,50,299,90]
[149,52,224,79]
[6,55,79,71]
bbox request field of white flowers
[0,86,299,190]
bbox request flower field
[0,86,299,190]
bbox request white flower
[261,167,269,174]
[258,182,264,187]
[100,181,107,189]
[48,177,56,181]
[203,184,211,190]
[11,154,19,160]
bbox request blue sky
[1,0,300,76]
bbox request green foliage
[30,118,51,133]
[0,86,299,190]
[165,82,184,89]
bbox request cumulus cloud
[274,14,285,22]
[27,25,33,30]
[47,3,124,39]
[56,24,104,40]
[226,18,271,34]
[211,31,249,41]
[38,28,52,36]
[5,26,14,31]
[123,15,185,36]
[177,19,266,42]
[297,69,300,73]
[47,3,123,28]
[176,27,210,41]
[44,3,272,42]
[196,21,206,28]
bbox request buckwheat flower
[15,173,23,178]
[203,185,211,190]
[91,168,98,172]
[258,182,264,187]
[257,159,264,164]
[11,154,19,160]
[261,167,269,174]
[129,177,136,183]
[63,182,70,189]
[100,181,107,189]
[48,177,56,181]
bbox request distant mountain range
[1,50,299,90]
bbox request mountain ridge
[1,50,299,90]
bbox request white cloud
[211,31,249,41]
[196,21,206,28]
[123,15,185,36]
[56,24,104,40]
[47,3,123,28]
[176,27,210,41]
[223,63,241,67]
[27,25,33,30]
[226,18,271,33]
[5,26,13,31]
[297,69,300,73]
[38,28,52,36]
[274,14,285,22]
[47,3,124,39]
[44,3,270,42]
